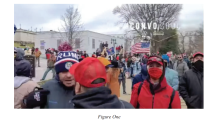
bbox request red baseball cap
[147,56,163,65]
[193,52,203,58]
[73,57,107,88]
[69,62,79,75]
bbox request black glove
[22,87,50,108]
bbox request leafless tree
[113,4,182,53]
[194,23,204,52]
[180,23,204,54]
[59,6,84,49]
[178,31,187,53]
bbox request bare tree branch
[59,6,84,49]
[113,4,182,53]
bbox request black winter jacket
[72,87,134,109]
[42,79,75,108]
[179,67,203,109]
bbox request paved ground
[32,58,53,82]
[33,58,187,108]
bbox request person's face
[177,55,182,60]
[84,51,86,54]
[190,58,194,62]
[59,71,75,87]
[147,62,163,70]
[194,55,203,62]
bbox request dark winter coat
[179,67,203,109]
[71,87,134,109]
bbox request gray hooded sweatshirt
[14,76,31,89]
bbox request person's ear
[75,82,81,94]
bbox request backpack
[136,82,176,109]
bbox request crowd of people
[14,43,203,109]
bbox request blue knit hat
[55,51,79,74]
[162,54,169,63]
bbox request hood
[162,54,169,63]
[72,87,124,108]
[15,60,31,77]
[14,76,31,88]
[15,48,24,61]
[141,64,148,80]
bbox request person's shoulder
[167,68,178,75]
[23,80,39,88]
[41,79,59,89]
[120,100,134,109]
[184,69,194,75]
[20,80,40,92]
[133,81,142,88]
[134,74,142,80]
[182,61,187,64]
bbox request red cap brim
[193,52,204,58]
[147,61,163,65]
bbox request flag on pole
[107,47,115,55]
[131,42,150,54]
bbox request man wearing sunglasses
[173,54,189,82]
[130,56,181,109]
[179,52,203,109]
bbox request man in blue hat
[162,54,179,90]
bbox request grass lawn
[14,42,34,48]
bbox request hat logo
[65,62,73,70]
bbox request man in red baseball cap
[130,55,181,109]
[179,52,203,109]
[69,57,134,109]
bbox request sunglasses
[178,57,182,58]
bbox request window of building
[92,39,95,49]
[75,38,80,48]
[40,40,45,50]
[57,39,61,49]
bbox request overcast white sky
[14,4,203,34]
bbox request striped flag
[131,42,150,54]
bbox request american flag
[131,42,150,54]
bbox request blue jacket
[132,64,148,89]
[130,61,141,78]
[165,67,179,90]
